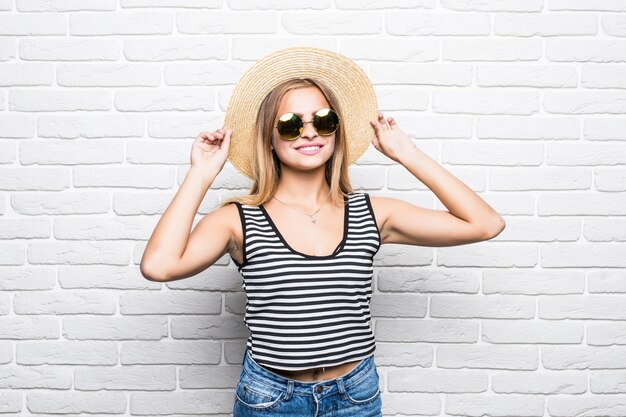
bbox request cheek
[327,136,336,151]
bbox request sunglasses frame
[274,107,340,141]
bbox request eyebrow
[290,108,326,117]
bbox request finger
[218,127,230,138]
[222,129,232,151]
[370,119,381,132]
[222,129,232,143]
[198,132,214,141]
[377,113,390,128]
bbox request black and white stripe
[231,192,381,371]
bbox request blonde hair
[219,78,353,208]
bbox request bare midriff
[264,359,362,382]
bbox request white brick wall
[1,1,626,416]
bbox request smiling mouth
[297,145,323,151]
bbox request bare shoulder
[368,194,411,218]
[155,201,244,281]
[199,201,243,257]
[367,194,455,246]
[366,194,393,243]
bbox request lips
[295,145,323,155]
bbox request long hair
[219,78,353,208]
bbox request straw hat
[223,46,379,180]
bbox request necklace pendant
[311,217,317,224]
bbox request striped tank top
[229,191,381,371]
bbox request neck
[273,165,331,207]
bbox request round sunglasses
[274,108,340,141]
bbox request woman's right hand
[190,128,233,181]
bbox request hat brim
[223,46,379,181]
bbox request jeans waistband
[241,349,376,395]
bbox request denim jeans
[233,348,383,417]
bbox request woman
[140,48,505,416]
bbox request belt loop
[283,380,294,401]
[336,377,348,400]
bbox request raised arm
[371,196,503,247]
[140,128,234,282]
[369,113,505,248]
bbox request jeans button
[316,385,323,393]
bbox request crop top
[229,191,381,371]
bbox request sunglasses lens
[276,113,302,140]
[314,108,339,135]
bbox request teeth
[299,146,321,151]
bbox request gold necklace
[271,189,332,225]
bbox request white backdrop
[1,0,626,416]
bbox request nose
[300,120,318,139]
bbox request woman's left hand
[369,112,416,164]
